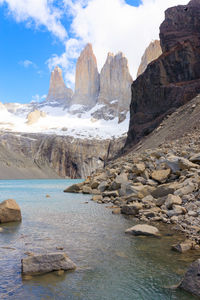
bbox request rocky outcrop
[21,253,76,276]
[0,199,21,223]
[72,44,100,107]
[0,132,125,179]
[26,110,46,125]
[137,40,162,77]
[125,0,200,150]
[46,66,73,106]
[98,52,133,113]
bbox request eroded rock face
[46,66,73,106]
[72,43,100,107]
[137,40,162,77]
[0,199,21,223]
[0,132,125,179]
[125,0,200,150]
[98,52,133,113]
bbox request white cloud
[19,59,37,68]
[1,0,190,87]
[66,0,189,80]
[0,0,67,40]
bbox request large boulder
[151,169,171,183]
[179,259,200,297]
[121,203,143,216]
[125,224,160,237]
[0,199,21,223]
[21,253,76,276]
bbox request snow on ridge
[0,102,129,140]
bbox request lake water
[0,179,199,300]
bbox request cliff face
[46,66,73,106]
[0,132,124,179]
[137,40,162,77]
[160,0,200,52]
[125,0,200,150]
[98,52,133,112]
[72,43,100,107]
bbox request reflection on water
[0,179,199,300]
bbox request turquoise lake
[0,179,199,300]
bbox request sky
[0,0,189,104]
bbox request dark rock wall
[125,0,200,150]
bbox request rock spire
[72,43,100,107]
[46,66,73,105]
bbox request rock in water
[21,253,76,275]
[46,66,73,106]
[137,40,162,77]
[72,43,100,107]
[125,224,160,237]
[0,199,22,223]
[179,259,200,297]
[98,52,133,112]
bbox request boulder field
[64,130,200,247]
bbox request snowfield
[0,102,129,140]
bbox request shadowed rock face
[125,0,200,150]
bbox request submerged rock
[0,199,21,223]
[21,253,76,276]
[125,224,160,237]
[179,259,200,297]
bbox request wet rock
[179,259,200,297]
[64,184,80,193]
[21,253,76,276]
[151,169,171,183]
[0,199,22,223]
[125,224,160,237]
[121,203,143,215]
[172,240,195,253]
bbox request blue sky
[0,0,187,104]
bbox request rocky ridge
[125,0,200,150]
[137,40,162,77]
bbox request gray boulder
[179,259,200,297]
[64,184,80,193]
[21,253,76,276]
[121,203,143,215]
